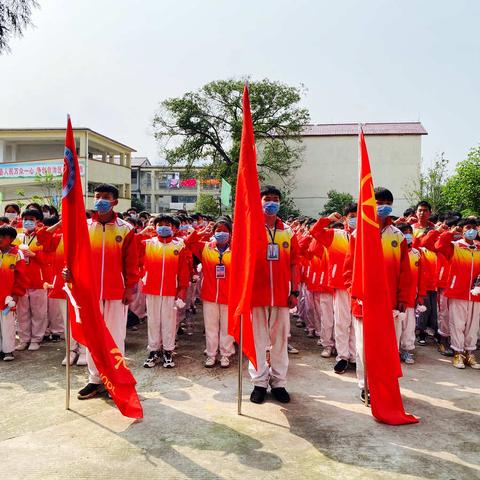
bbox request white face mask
[43,212,51,219]
[5,212,17,221]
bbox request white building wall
[268,134,421,217]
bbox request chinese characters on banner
[0,161,85,179]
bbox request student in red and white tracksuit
[139,215,189,369]
[249,186,300,405]
[432,219,480,369]
[0,226,27,361]
[310,205,357,372]
[304,239,335,349]
[15,210,48,351]
[396,224,427,364]
[75,185,139,400]
[344,188,411,400]
[185,217,235,368]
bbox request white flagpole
[237,314,244,415]
[65,301,71,410]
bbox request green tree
[152,78,310,190]
[321,190,355,216]
[444,146,480,216]
[195,193,220,217]
[0,0,38,54]
[405,153,450,214]
[278,189,300,218]
[131,196,146,212]
[16,172,62,210]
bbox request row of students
[1,184,478,406]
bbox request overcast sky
[0,0,478,170]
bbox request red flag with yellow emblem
[63,116,143,418]
[351,127,417,425]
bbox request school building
[266,122,428,216]
[131,158,221,213]
[0,128,135,211]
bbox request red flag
[228,85,267,370]
[62,116,143,419]
[352,127,418,425]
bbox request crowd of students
[0,183,478,406]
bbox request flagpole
[65,303,71,410]
[237,314,243,415]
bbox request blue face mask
[347,217,357,230]
[404,233,413,245]
[23,220,36,231]
[263,201,280,216]
[179,225,189,231]
[94,199,112,214]
[157,226,173,238]
[214,231,230,244]
[464,229,478,241]
[377,204,393,218]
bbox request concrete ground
[1,309,479,480]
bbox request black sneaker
[77,383,104,400]
[163,351,175,368]
[349,361,356,370]
[250,386,267,404]
[418,331,427,346]
[334,359,349,374]
[43,334,52,342]
[51,333,61,342]
[143,351,161,368]
[360,389,371,405]
[177,326,185,336]
[271,387,291,403]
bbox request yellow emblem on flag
[360,174,379,229]
[110,348,127,370]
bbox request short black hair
[458,218,477,228]
[343,203,358,216]
[153,214,175,226]
[445,216,459,227]
[374,187,394,203]
[94,183,119,199]
[260,185,282,199]
[4,203,20,215]
[331,221,344,229]
[403,207,415,217]
[171,216,181,229]
[396,222,413,234]
[21,209,43,221]
[0,216,10,224]
[0,225,17,240]
[43,217,58,227]
[214,216,232,233]
[127,207,138,213]
[416,201,432,211]
[26,202,42,212]
[430,214,439,223]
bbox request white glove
[175,298,186,309]
[471,286,480,296]
[416,304,427,313]
[196,264,202,273]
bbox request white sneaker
[62,351,78,366]
[76,351,87,366]
[321,346,333,358]
[28,342,40,351]
[205,357,216,368]
[220,356,230,368]
[15,342,29,351]
[3,352,15,361]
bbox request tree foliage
[405,153,450,214]
[16,172,61,210]
[0,0,38,54]
[131,196,146,212]
[195,193,220,217]
[153,78,310,189]
[444,146,480,216]
[321,190,355,216]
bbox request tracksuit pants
[437,290,450,338]
[249,306,289,389]
[334,289,355,361]
[0,310,16,353]
[394,308,416,352]
[417,291,438,333]
[203,301,235,358]
[129,281,146,320]
[87,300,128,385]
[448,299,480,352]
[46,297,64,336]
[353,317,364,389]
[17,288,48,344]
[146,295,176,352]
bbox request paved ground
[1,309,479,480]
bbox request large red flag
[228,84,267,370]
[351,127,418,425]
[63,116,143,419]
